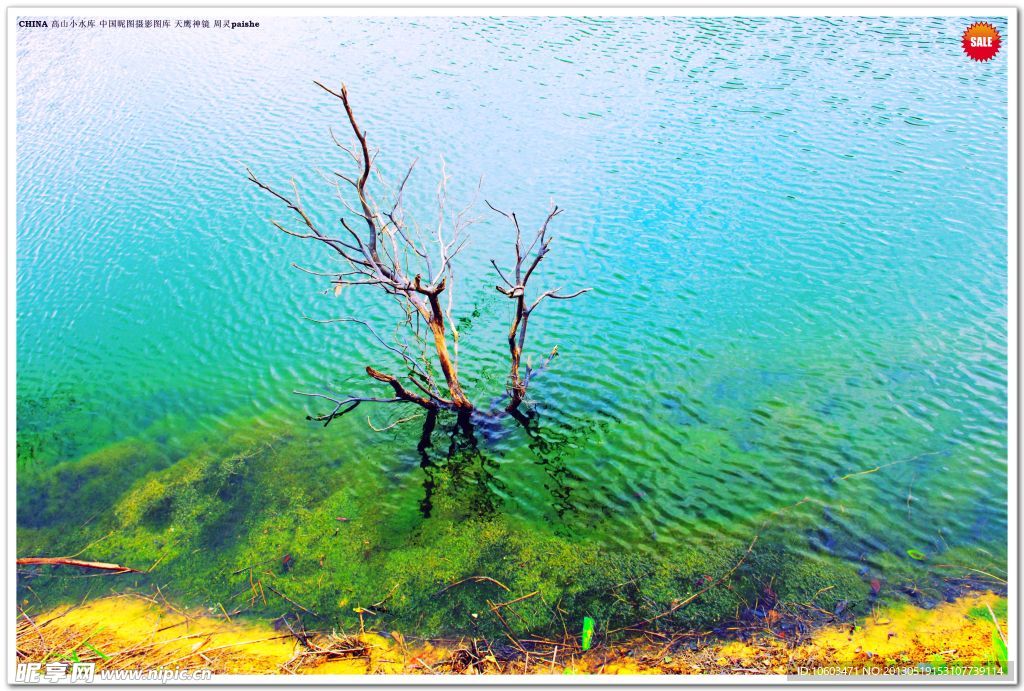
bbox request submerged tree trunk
[247,82,588,426]
[506,292,528,411]
[426,296,472,411]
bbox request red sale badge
[962,22,1002,62]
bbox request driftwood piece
[16,557,140,574]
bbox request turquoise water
[17,16,1007,615]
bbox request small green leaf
[84,642,109,661]
[992,630,1008,670]
[906,549,926,561]
[581,616,595,651]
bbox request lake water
[16,15,1008,623]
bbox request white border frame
[5,6,1017,685]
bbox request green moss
[968,598,1007,622]
[18,439,171,528]
[16,423,755,639]
[15,422,1007,642]
[770,552,866,611]
[266,512,753,638]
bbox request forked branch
[248,82,588,425]
[248,82,472,419]
[487,202,591,411]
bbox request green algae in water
[16,415,1006,639]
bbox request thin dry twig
[437,576,510,594]
[16,557,139,574]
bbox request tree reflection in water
[416,408,608,523]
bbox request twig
[164,635,292,666]
[264,584,317,615]
[835,451,940,482]
[16,557,139,574]
[372,582,401,609]
[491,590,539,610]
[609,534,759,634]
[367,412,423,433]
[437,576,510,594]
[987,603,1007,646]
[932,565,1007,584]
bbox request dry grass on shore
[16,591,1007,676]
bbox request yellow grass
[16,591,1007,676]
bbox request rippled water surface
[17,16,1008,597]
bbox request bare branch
[528,287,592,313]
[484,200,512,220]
[294,390,405,426]
[491,260,515,288]
[487,204,590,411]
[367,412,423,433]
[250,83,587,423]
[365,367,436,408]
[302,315,440,396]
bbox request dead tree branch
[248,82,588,424]
[248,82,472,418]
[487,202,591,411]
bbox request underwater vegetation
[17,410,1006,642]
